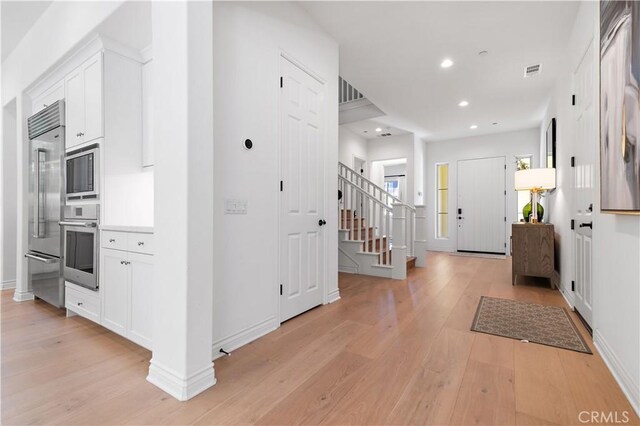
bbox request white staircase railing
[338,162,417,274]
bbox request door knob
[318,219,326,226]
[579,222,593,229]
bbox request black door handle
[579,222,592,229]
[318,219,326,226]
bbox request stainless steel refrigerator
[25,101,65,308]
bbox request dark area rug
[471,296,592,354]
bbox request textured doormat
[471,296,592,354]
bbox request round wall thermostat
[243,139,253,150]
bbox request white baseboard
[338,265,358,274]
[147,359,216,401]
[13,289,34,302]
[211,316,278,360]
[327,288,341,304]
[1,280,16,290]
[593,330,640,417]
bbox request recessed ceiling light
[375,127,382,132]
[470,125,478,129]
[458,100,469,107]
[440,58,454,68]
[363,130,368,133]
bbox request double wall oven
[60,204,99,290]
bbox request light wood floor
[2,252,637,425]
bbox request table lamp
[515,168,556,223]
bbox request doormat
[471,296,592,354]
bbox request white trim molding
[593,330,640,416]
[212,316,278,361]
[1,280,16,290]
[147,359,216,402]
[13,289,33,302]
[327,288,341,304]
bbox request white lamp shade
[514,168,556,190]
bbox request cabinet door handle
[138,241,144,246]
[109,239,116,243]
[77,302,83,306]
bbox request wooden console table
[511,223,555,288]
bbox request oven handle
[59,221,97,228]
[25,252,58,264]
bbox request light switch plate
[225,198,248,214]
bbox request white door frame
[276,51,329,324]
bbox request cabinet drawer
[65,286,100,323]
[127,233,153,255]
[102,231,128,251]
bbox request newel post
[414,205,427,267]
[391,203,407,280]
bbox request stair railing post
[414,205,427,267]
[391,203,407,279]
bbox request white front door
[279,56,325,322]
[457,156,506,254]
[573,39,597,327]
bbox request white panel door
[129,252,154,349]
[65,68,85,149]
[279,56,325,322]
[457,157,506,254]
[573,40,596,327]
[82,52,104,144]
[100,248,129,336]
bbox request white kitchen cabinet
[128,252,154,349]
[141,59,154,167]
[101,248,129,336]
[31,80,64,114]
[65,52,104,150]
[100,231,154,350]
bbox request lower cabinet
[100,231,154,350]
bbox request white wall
[367,134,416,205]
[542,2,640,413]
[212,2,339,354]
[1,101,18,289]
[425,128,540,252]
[338,126,367,169]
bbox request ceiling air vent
[378,132,393,137]
[524,64,542,78]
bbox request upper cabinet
[65,52,104,149]
[141,59,154,168]
[31,80,64,115]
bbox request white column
[146,1,216,401]
[13,94,33,302]
[391,203,407,280]
[414,204,428,267]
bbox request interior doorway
[353,156,366,177]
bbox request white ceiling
[302,1,579,142]
[1,1,52,62]
[343,118,411,140]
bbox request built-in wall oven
[60,205,99,290]
[66,145,99,202]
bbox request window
[516,156,532,222]
[436,163,449,238]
